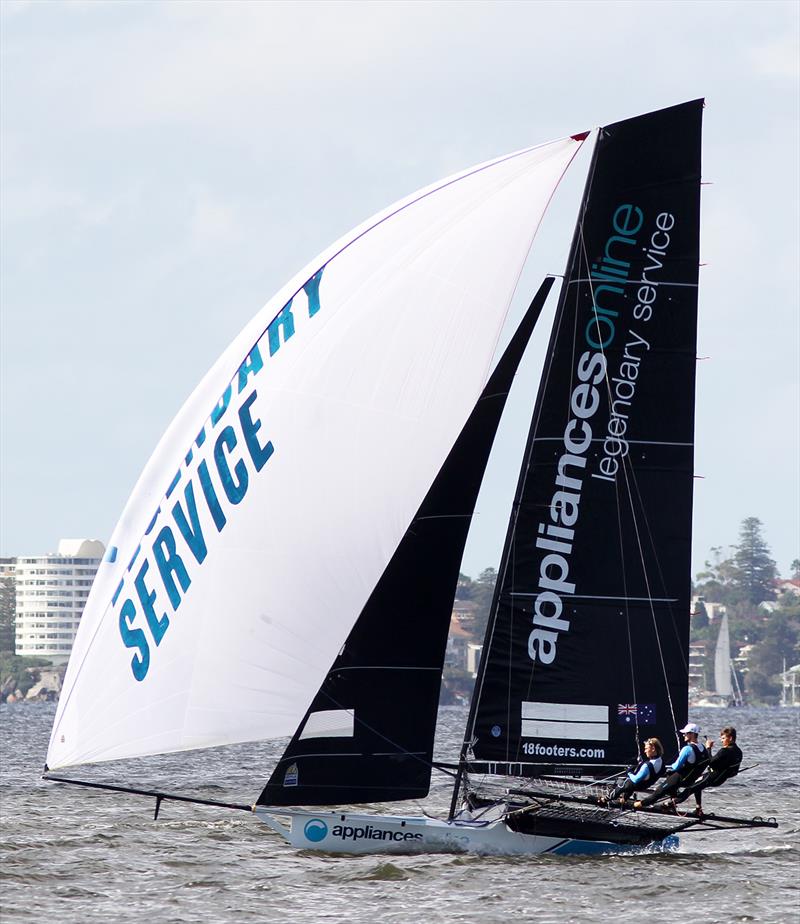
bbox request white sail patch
[46,135,583,770]
[299,709,356,740]
[520,701,609,741]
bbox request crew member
[673,726,743,814]
[606,738,664,802]
[634,723,708,809]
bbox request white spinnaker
[713,612,733,698]
[47,136,583,769]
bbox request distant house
[692,596,726,622]
[466,642,482,678]
[688,640,709,694]
[776,579,800,597]
[735,643,755,678]
[445,615,473,671]
[452,599,478,630]
[780,664,800,706]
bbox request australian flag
[617,703,657,725]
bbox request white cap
[679,722,700,734]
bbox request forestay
[47,136,583,769]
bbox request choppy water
[2,704,798,923]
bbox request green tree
[730,517,777,605]
[470,568,498,640]
[456,572,476,600]
[726,600,764,647]
[776,591,800,618]
[690,599,710,643]
[695,546,741,605]
[790,559,800,581]
[693,599,709,629]
[745,614,799,703]
[0,653,51,700]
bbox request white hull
[255,807,678,857]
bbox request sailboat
[693,611,745,707]
[44,100,775,856]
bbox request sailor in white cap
[673,726,744,815]
[634,722,709,809]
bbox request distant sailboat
[714,611,734,700]
[45,100,774,855]
[693,611,744,707]
[714,611,744,705]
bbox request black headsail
[258,278,555,806]
[465,100,703,779]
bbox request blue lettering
[214,426,248,505]
[592,283,623,316]
[198,459,227,531]
[134,559,169,646]
[165,468,182,499]
[211,385,232,425]
[612,203,644,236]
[267,302,295,357]
[127,544,141,572]
[304,268,324,318]
[603,235,635,269]
[111,578,124,604]
[119,598,150,681]
[237,346,264,393]
[585,314,615,350]
[238,391,274,472]
[153,526,191,610]
[186,423,209,466]
[143,508,161,536]
[172,481,208,564]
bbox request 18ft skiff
[45,100,777,855]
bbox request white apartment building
[15,539,105,663]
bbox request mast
[448,145,603,819]
[453,100,703,805]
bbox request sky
[1,0,798,581]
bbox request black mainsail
[465,100,703,778]
[258,280,556,806]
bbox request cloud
[0,0,34,17]
[2,0,798,571]
[749,34,800,79]
[188,187,243,247]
